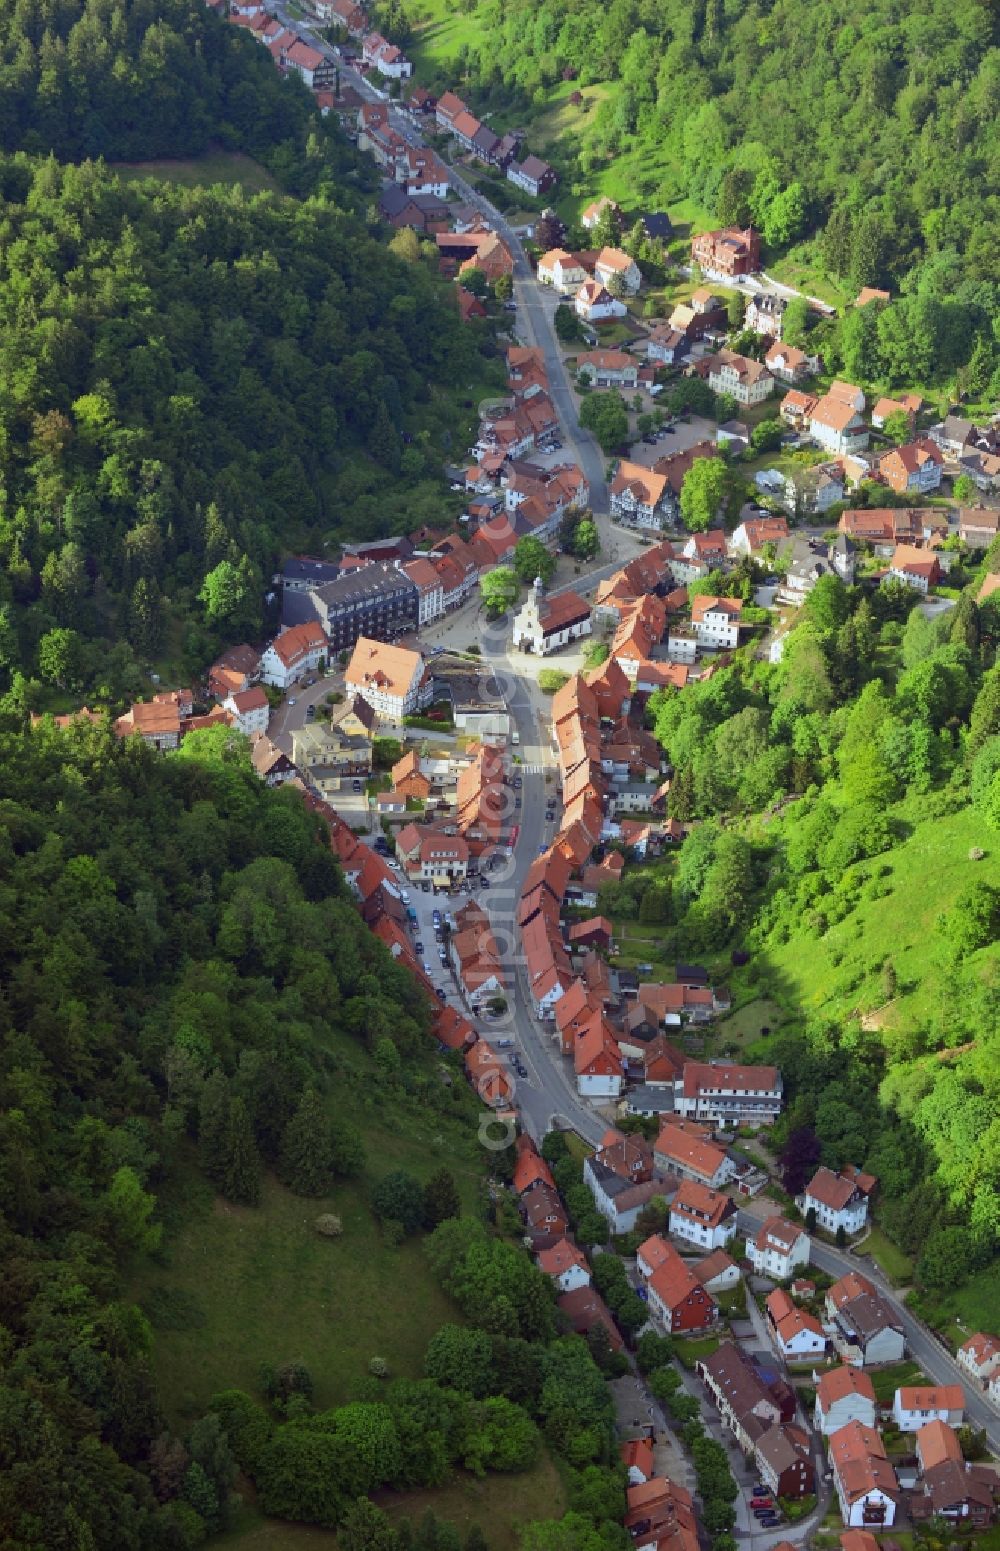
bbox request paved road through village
[269,5,1000,1479]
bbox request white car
[400,890,410,904]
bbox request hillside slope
[411,0,999,300]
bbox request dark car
[751,1485,767,1497]
[415,941,424,954]
[514,797,521,808]
[435,986,446,1000]
[759,1517,781,1528]
[481,877,490,888]
[421,880,431,892]
[512,777,522,789]
[515,1060,528,1077]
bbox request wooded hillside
[633,570,1000,1296]
[0,0,325,173]
[0,157,486,698]
[420,0,999,293]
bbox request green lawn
[764,243,850,311]
[869,1361,926,1403]
[863,1228,913,1286]
[715,999,786,1049]
[217,1452,568,1550]
[110,149,280,195]
[674,1333,721,1368]
[134,1111,485,1425]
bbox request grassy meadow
[110,149,281,195]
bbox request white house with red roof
[809,383,869,455]
[746,1215,810,1280]
[536,249,588,291]
[766,1289,826,1358]
[222,686,270,738]
[957,1332,1000,1384]
[814,1368,878,1436]
[830,1421,900,1527]
[654,1122,734,1190]
[574,1013,624,1098]
[575,279,627,321]
[259,622,329,688]
[893,1386,965,1433]
[512,580,592,655]
[345,636,429,720]
[674,1061,782,1125]
[669,1180,738,1251]
[537,1237,591,1293]
[594,246,641,294]
[885,543,940,594]
[688,594,742,652]
[801,1166,869,1236]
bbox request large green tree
[679,458,727,532]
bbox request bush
[538,669,571,694]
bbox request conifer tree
[224,1097,261,1206]
[423,1166,461,1229]
[279,1087,333,1197]
[198,1070,231,1188]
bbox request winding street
[269,2,1000,1486]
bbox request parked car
[438,946,448,962]
[435,986,446,1000]
[352,779,362,791]
[421,880,431,892]
[481,877,490,889]
[751,1485,767,1497]
[759,1517,781,1529]
[422,961,433,974]
[415,941,424,954]
[512,776,522,788]
[515,1059,528,1077]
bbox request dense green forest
[414,0,999,383]
[0,158,488,697]
[0,0,497,700]
[0,721,632,1551]
[0,719,438,1544]
[610,568,1000,1294]
[0,0,330,173]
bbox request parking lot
[618,414,719,471]
[365,827,516,1013]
